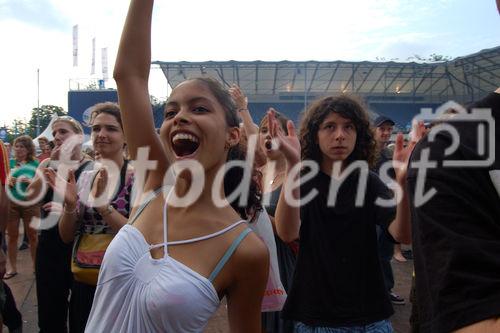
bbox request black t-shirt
[373,147,396,180]
[407,92,500,333]
[282,169,396,327]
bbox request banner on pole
[73,25,78,67]
[91,37,96,75]
[101,47,108,81]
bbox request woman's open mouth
[265,140,272,151]
[171,132,200,158]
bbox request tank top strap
[208,228,253,282]
[128,186,167,225]
[167,220,247,246]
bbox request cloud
[0,0,70,31]
[0,19,71,124]
[1,0,498,126]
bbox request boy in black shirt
[267,95,420,331]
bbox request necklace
[269,172,284,185]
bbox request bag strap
[75,160,92,179]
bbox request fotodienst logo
[4,100,495,228]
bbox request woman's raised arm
[114,0,168,188]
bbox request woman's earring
[224,142,231,150]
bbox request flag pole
[37,68,40,136]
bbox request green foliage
[376,54,453,62]
[27,105,67,137]
[406,54,452,62]
[3,105,67,142]
[85,81,98,90]
[427,53,452,62]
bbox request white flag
[73,25,78,67]
[101,48,108,81]
[91,37,96,75]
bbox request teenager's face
[52,121,77,147]
[375,122,393,145]
[316,112,357,167]
[160,80,239,172]
[259,116,285,161]
[91,113,125,159]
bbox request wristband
[98,205,114,217]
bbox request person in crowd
[0,139,9,253]
[3,143,12,159]
[259,111,297,333]
[230,82,297,332]
[16,138,51,251]
[269,94,421,332]
[0,283,22,333]
[28,116,93,333]
[37,136,52,162]
[4,135,39,279]
[0,138,9,331]
[85,0,268,332]
[372,115,406,305]
[0,139,23,333]
[18,136,53,252]
[45,103,134,333]
[229,84,267,169]
[407,88,500,332]
[82,147,95,160]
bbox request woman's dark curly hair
[174,77,262,220]
[299,94,377,168]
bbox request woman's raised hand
[43,168,78,209]
[393,120,426,180]
[91,167,109,206]
[267,108,301,166]
[229,84,248,111]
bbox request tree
[427,53,452,62]
[27,105,67,137]
[150,95,166,129]
[406,54,452,62]
[5,119,30,142]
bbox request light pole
[37,68,40,136]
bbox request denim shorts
[294,319,393,333]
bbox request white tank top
[85,187,252,332]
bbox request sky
[0,0,499,126]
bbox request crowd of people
[0,1,499,332]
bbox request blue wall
[68,90,442,132]
[247,101,442,131]
[68,90,119,133]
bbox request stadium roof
[154,46,500,104]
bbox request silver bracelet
[64,205,77,214]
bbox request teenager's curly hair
[299,94,377,168]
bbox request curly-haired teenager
[269,95,419,332]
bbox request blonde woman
[28,116,93,333]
